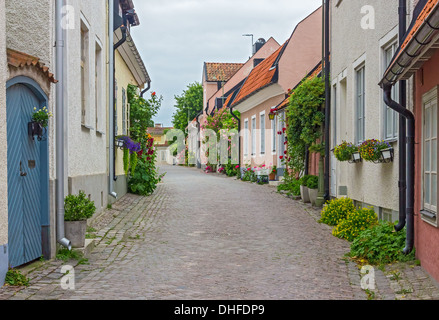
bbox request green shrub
[300,175,312,187]
[350,221,416,265]
[277,179,301,196]
[4,269,30,287]
[319,197,356,226]
[332,207,378,242]
[64,191,96,222]
[306,175,319,189]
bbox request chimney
[253,38,266,55]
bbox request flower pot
[300,185,310,203]
[64,220,87,248]
[269,173,276,181]
[28,121,44,141]
[308,188,318,206]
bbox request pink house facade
[381,0,439,283]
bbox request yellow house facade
[112,30,151,201]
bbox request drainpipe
[395,0,408,232]
[323,0,331,201]
[108,0,117,198]
[230,106,241,170]
[55,0,71,250]
[140,81,151,98]
[383,85,415,255]
[196,112,203,169]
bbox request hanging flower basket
[29,107,52,141]
[334,141,359,162]
[359,139,392,163]
[28,121,45,141]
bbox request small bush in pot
[64,191,96,248]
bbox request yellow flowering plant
[332,207,378,242]
[32,106,53,128]
[319,197,356,226]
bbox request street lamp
[242,34,254,56]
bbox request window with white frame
[80,19,90,126]
[355,65,365,144]
[122,88,127,135]
[383,42,399,140]
[251,116,256,156]
[244,119,249,156]
[423,90,437,215]
[260,112,265,155]
[272,116,277,153]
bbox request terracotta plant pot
[64,220,87,248]
[300,185,310,203]
[269,173,276,181]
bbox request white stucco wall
[331,0,416,216]
[64,0,108,212]
[0,0,7,246]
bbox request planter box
[269,173,276,181]
[300,185,310,203]
[65,220,87,248]
[308,188,318,206]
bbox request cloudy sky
[131,0,323,127]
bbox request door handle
[20,161,27,177]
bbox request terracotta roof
[400,0,438,53]
[204,63,244,82]
[7,48,57,83]
[381,0,439,85]
[231,43,287,107]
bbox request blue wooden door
[7,84,43,268]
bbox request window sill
[421,210,438,228]
[81,124,95,131]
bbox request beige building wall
[0,0,7,247]
[331,0,416,219]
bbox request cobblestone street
[1,165,439,301]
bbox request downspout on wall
[230,106,241,170]
[395,0,408,232]
[140,81,151,98]
[55,0,71,250]
[383,85,415,255]
[195,112,203,169]
[108,0,117,199]
[323,0,331,201]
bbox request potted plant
[29,107,53,141]
[269,166,277,181]
[300,175,311,203]
[64,191,96,248]
[306,175,319,206]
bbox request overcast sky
[130,0,323,127]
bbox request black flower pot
[28,121,45,141]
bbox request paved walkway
[1,165,439,300]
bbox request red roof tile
[204,63,244,82]
[7,48,57,83]
[231,43,286,107]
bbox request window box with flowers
[359,139,393,164]
[334,141,360,163]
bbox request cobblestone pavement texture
[1,165,439,300]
